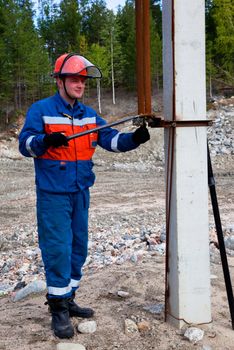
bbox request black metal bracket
[207,143,234,330]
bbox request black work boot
[68,292,94,318]
[47,297,74,338]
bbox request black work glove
[43,132,68,148]
[132,125,150,145]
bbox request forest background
[0,0,233,127]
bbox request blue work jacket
[19,92,138,193]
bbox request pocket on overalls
[89,132,98,149]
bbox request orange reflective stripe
[72,124,97,160]
[44,123,72,136]
[41,119,97,161]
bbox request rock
[225,235,234,250]
[226,224,234,233]
[160,233,166,242]
[12,279,46,301]
[0,283,13,296]
[116,257,126,265]
[57,344,86,350]
[13,281,27,291]
[184,327,204,343]
[77,320,97,334]
[117,290,130,298]
[124,319,138,334]
[17,263,30,275]
[150,242,166,255]
[130,254,138,263]
[147,238,157,245]
[201,345,213,350]
[137,320,151,332]
[143,303,164,314]
[210,248,220,264]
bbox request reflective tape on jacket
[40,115,98,161]
[18,93,139,193]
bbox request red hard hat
[53,53,102,79]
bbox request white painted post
[162,0,212,327]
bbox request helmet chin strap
[62,77,76,103]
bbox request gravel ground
[0,96,233,350]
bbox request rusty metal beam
[135,0,144,114]
[135,0,152,115]
[142,0,152,114]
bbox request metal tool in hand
[66,114,152,141]
[66,114,211,141]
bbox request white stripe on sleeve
[111,132,122,152]
[26,135,37,157]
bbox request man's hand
[132,125,150,145]
[44,133,69,148]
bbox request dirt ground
[0,96,234,349]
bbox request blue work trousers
[36,188,89,298]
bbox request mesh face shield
[53,53,102,79]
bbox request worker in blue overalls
[19,53,150,338]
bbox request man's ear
[56,77,63,89]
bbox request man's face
[57,75,86,101]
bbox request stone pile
[1,216,234,298]
[207,101,234,156]
[109,98,234,167]
[0,97,233,298]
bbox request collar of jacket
[55,92,85,118]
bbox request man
[19,53,150,338]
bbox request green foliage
[56,0,82,53]
[37,1,60,62]
[0,0,232,125]
[0,0,51,125]
[80,0,110,45]
[206,0,234,91]
[88,43,110,85]
[212,0,234,74]
[38,0,81,62]
[116,0,136,89]
[150,0,162,38]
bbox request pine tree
[212,0,234,76]
[56,0,82,53]
[81,0,110,45]
[206,0,234,93]
[0,0,51,125]
[38,0,81,62]
[116,0,136,89]
[37,0,61,63]
[150,2,162,94]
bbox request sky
[34,1,126,14]
[105,0,126,12]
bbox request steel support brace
[66,115,211,141]
[135,0,151,115]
